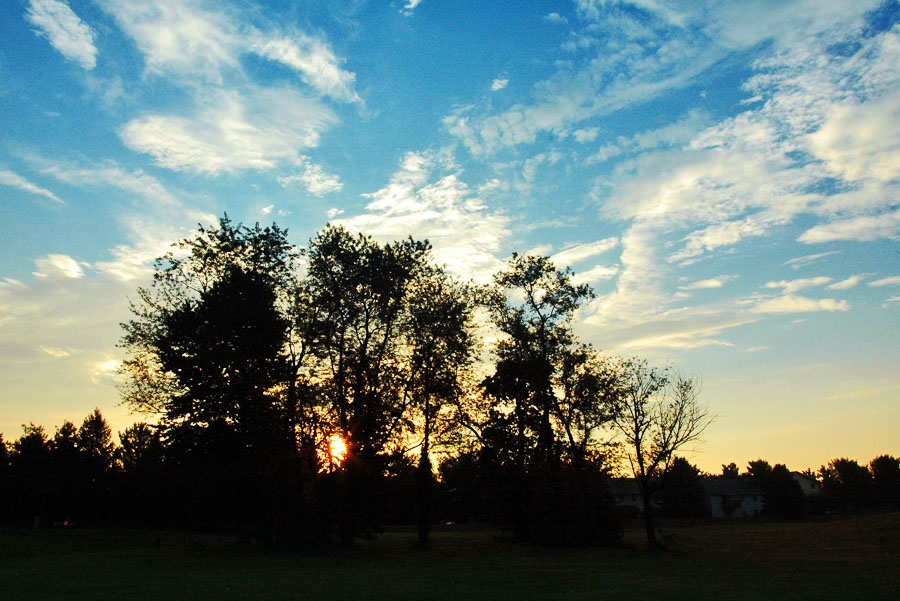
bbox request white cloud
[870,276,900,287]
[33,254,85,279]
[100,0,360,99]
[680,276,736,290]
[573,127,599,143]
[35,159,178,206]
[251,35,362,103]
[828,275,864,290]
[752,295,850,314]
[570,264,619,285]
[0,169,62,203]
[799,209,900,244]
[260,204,273,215]
[543,13,568,25]
[120,87,337,174]
[278,157,343,196]
[784,251,840,269]
[335,150,510,282]
[98,0,237,81]
[491,78,509,92]
[403,0,425,14]
[39,346,71,358]
[764,276,832,295]
[808,92,900,184]
[26,0,97,70]
[550,238,618,268]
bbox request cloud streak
[0,169,62,203]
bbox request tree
[611,362,711,550]
[482,253,594,541]
[119,216,301,534]
[8,424,52,525]
[49,420,81,521]
[304,225,430,540]
[117,423,163,473]
[660,457,709,518]
[721,462,739,478]
[116,423,166,525]
[870,454,900,507]
[820,458,874,512]
[767,464,805,521]
[78,409,114,471]
[404,267,477,546]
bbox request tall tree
[304,225,430,540]
[482,253,594,540]
[305,225,430,461]
[611,361,710,550]
[119,216,301,533]
[8,424,52,525]
[404,267,477,546]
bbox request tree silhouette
[120,216,301,535]
[480,253,614,543]
[820,458,874,512]
[404,267,477,546]
[304,225,430,541]
[660,457,709,517]
[870,454,900,507]
[611,362,710,550]
[8,424,52,525]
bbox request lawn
[2,512,897,600]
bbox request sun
[328,434,348,464]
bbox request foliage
[820,458,875,512]
[660,457,710,518]
[721,462,739,478]
[870,454,900,507]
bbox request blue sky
[2,0,899,472]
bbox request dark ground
[2,512,898,600]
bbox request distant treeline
[2,216,897,548]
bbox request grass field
[2,512,898,600]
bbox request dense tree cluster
[9,216,891,549]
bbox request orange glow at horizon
[328,434,348,465]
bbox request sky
[1,0,899,474]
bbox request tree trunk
[639,479,661,550]
[416,451,434,547]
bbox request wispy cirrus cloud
[0,169,62,203]
[251,35,362,103]
[26,0,97,70]
[32,158,179,206]
[784,251,840,270]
